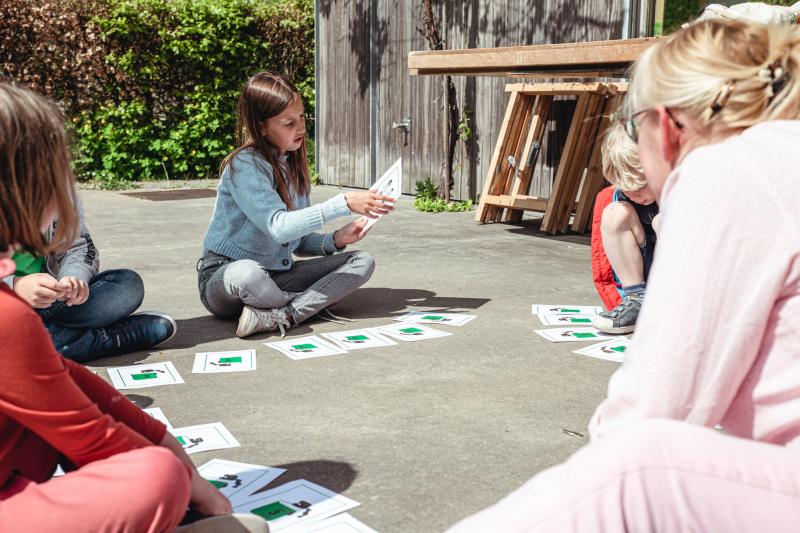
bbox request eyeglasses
[618,108,683,143]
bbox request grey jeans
[197,250,375,324]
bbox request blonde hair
[602,122,646,192]
[627,19,800,144]
[0,83,78,255]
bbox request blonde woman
[449,19,800,532]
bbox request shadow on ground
[503,219,592,247]
[330,287,491,320]
[254,459,358,494]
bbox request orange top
[0,285,166,486]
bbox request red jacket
[591,186,622,310]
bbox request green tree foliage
[0,0,314,188]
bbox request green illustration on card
[207,479,227,489]
[219,356,243,363]
[570,318,591,323]
[176,436,186,445]
[560,308,580,313]
[611,346,627,353]
[132,372,158,380]
[572,332,597,338]
[345,335,369,341]
[422,315,444,321]
[251,501,295,521]
[292,344,317,351]
[400,327,423,334]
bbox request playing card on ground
[572,337,631,362]
[376,322,452,342]
[394,311,476,327]
[285,513,378,533]
[107,361,184,390]
[197,459,286,501]
[534,327,615,343]
[234,479,359,531]
[322,328,397,350]
[537,312,598,326]
[193,349,256,373]
[264,336,348,360]
[169,423,240,455]
[142,407,174,431]
[532,305,603,316]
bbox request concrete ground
[82,185,618,532]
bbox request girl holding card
[0,83,264,532]
[198,72,393,338]
[450,18,800,532]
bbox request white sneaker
[236,306,291,338]
[175,513,269,533]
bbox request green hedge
[0,0,314,188]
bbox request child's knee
[129,447,191,525]
[601,202,638,231]
[222,260,267,290]
[350,251,375,281]
[105,269,145,313]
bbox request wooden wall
[317,0,625,200]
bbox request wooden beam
[482,194,549,212]
[408,37,658,77]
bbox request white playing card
[107,361,184,390]
[534,327,616,343]
[198,459,286,501]
[193,349,257,373]
[572,338,631,362]
[376,322,452,342]
[361,157,402,233]
[169,423,240,455]
[537,312,598,326]
[532,304,603,316]
[142,407,174,431]
[285,513,378,533]
[234,479,360,531]
[394,311,477,327]
[322,328,397,351]
[264,336,348,360]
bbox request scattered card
[193,349,257,373]
[361,157,402,233]
[573,338,630,363]
[142,407,174,431]
[169,423,240,455]
[532,305,602,316]
[534,327,615,343]
[198,459,286,502]
[322,329,397,351]
[394,311,476,327]
[287,513,378,533]
[376,322,452,342]
[107,361,184,390]
[265,336,348,360]
[234,479,360,531]
[537,312,598,326]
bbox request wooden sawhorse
[475,82,627,234]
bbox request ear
[656,106,683,168]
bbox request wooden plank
[505,95,553,222]
[557,93,606,233]
[483,194,549,212]
[570,93,622,233]
[540,93,592,232]
[476,90,521,222]
[408,37,658,76]
[492,94,534,222]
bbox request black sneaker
[592,293,644,334]
[100,311,177,356]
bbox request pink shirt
[590,121,800,446]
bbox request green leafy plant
[413,177,473,213]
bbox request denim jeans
[197,250,375,324]
[37,269,145,362]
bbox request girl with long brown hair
[199,72,393,337]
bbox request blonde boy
[592,123,660,334]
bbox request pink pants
[0,446,191,533]
[448,419,800,532]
